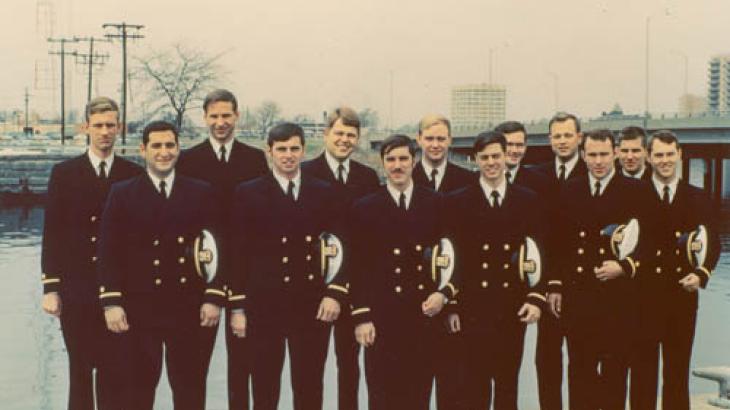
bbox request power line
[48,37,78,145]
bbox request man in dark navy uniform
[630,131,720,410]
[41,97,142,410]
[444,131,545,410]
[302,107,380,410]
[553,129,648,410]
[176,89,268,410]
[228,123,346,410]
[494,120,550,195]
[533,112,587,410]
[98,121,226,410]
[350,134,457,409]
[616,126,652,181]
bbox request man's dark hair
[648,130,681,153]
[580,129,615,151]
[494,121,526,136]
[619,126,647,148]
[380,134,415,159]
[549,112,581,134]
[473,131,507,155]
[267,122,305,147]
[203,89,238,113]
[142,121,179,145]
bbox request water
[0,200,728,410]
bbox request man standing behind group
[414,114,475,193]
[302,107,380,410]
[41,97,142,410]
[494,121,549,195]
[176,89,268,410]
[616,126,652,181]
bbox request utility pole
[48,37,78,145]
[24,87,32,135]
[103,22,144,146]
[75,36,110,145]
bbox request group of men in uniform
[41,91,720,410]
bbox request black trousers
[250,315,330,410]
[433,320,467,410]
[630,303,697,410]
[363,318,435,410]
[535,311,565,410]
[226,309,252,410]
[333,306,361,410]
[463,321,526,410]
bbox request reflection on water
[0,201,728,410]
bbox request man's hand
[42,292,62,317]
[447,313,461,334]
[595,260,624,281]
[355,322,376,347]
[200,303,221,327]
[230,311,247,338]
[104,306,130,333]
[316,297,341,322]
[679,273,701,292]
[518,303,541,324]
[422,292,446,317]
[547,292,562,318]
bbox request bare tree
[256,101,281,138]
[135,43,223,132]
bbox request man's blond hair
[85,97,119,122]
[418,114,451,135]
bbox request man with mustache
[176,88,268,410]
[302,106,380,410]
[41,97,142,410]
[616,126,652,181]
[494,120,549,195]
[98,121,225,410]
[350,134,457,409]
[533,112,587,410]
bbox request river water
[0,196,728,410]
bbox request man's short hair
[142,121,179,146]
[418,114,451,136]
[203,89,238,113]
[648,130,681,153]
[548,112,581,134]
[326,106,361,134]
[380,134,415,159]
[267,122,305,147]
[494,120,526,136]
[85,97,119,122]
[619,126,647,148]
[580,129,615,150]
[473,131,507,155]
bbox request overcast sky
[1,0,728,127]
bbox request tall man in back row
[302,106,380,410]
[176,89,268,409]
[41,97,142,410]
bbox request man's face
[617,139,647,174]
[549,119,581,161]
[382,146,414,189]
[475,143,506,184]
[204,101,239,143]
[582,138,615,180]
[416,123,451,165]
[268,136,304,178]
[86,111,119,154]
[324,118,359,161]
[504,131,526,169]
[649,139,681,182]
[141,130,179,178]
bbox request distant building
[450,83,506,131]
[678,94,707,117]
[708,55,730,113]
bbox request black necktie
[159,180,167,199]
[219,145,227,163]
[593,181,601,197]
[398,192,407,211]
[505,170,512,184]
[287,181,296,202]
[337,164,345,185]
[430,169,438,191]
[662,185,671,205]
[491,191,501,208]
[99,160,107,179]
[558,164,566,182]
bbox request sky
[0,0,728,127]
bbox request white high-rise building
[708,55,730,113]
[450,84,506,131]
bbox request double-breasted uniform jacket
[42,154,143,302]
[511,164,551,198]
[349,186,457,327]
[413,161,476,193]
[227,173,347,320]
[444,182,547,328]
[97,174,226,328]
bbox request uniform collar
[272,169,301,200]
[479,175,507,205]
[421,159,447,190]
[386,180,414,210]
[87,149,115,176]
[588,167,615,196]
[324,150,350,182]
[652,174,679,203]
[208,137,234,162]
[147,169,175,198]
[555,153,579,178]
[622,166,646,179]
